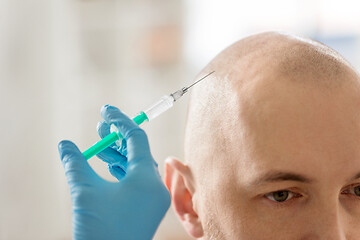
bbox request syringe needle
[183,70,215,92]
[170,70,215,101]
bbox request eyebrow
[349,172,360,182]
[251,171,314,186]
[251,171,360,186]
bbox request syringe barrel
[144,95,174,121]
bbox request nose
[309,201,346,240]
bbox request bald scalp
[184,32,359,178]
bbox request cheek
[199,188,243,239]
[199,183,259,239]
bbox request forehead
[231,76,360,181]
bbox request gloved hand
[58,105,171,240]
[96,110,157,182]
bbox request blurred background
[0,0,359,239]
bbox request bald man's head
[165,32,360,239]
[185,32,359,179]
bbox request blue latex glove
[96,119,158,182]
[96,119,129,181]
[58,105,171,240]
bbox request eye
[265,190,294,202]
[355,186,360,196]
[342,184,360,197]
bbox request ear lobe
[165,157,204,238]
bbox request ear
[164,157,204,238]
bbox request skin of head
[164,32,360,240]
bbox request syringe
[82,71,215,160]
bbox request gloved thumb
[58,140,99,186]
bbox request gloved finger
[58,140,100,186]
[101,105,153,166]
[97,120,118,149]
[97,120,128,155]
[118,138,127,156]
[96,147,127,167]
[108,164,126,181]
[97,120,110,138]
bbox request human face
[196,78,360,240]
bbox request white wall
[184,0,360,72]
[0,0,190,239]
